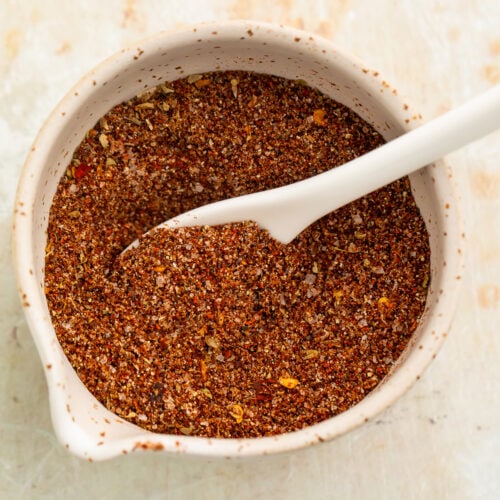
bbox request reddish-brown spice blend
[45,71,430,438]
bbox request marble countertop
[1,1,499,498]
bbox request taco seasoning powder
[45,71,430,438]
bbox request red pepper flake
[194,78,211,89]
[312,109,326,125]
[229,404,244,423]
[377,296,394,310]
[278,376,300,389]
[200,359,208,380]
[74,162,92,180]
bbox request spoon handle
[163,85,500,244]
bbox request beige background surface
[1,1,499,498]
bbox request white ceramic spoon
[128,85,500,248]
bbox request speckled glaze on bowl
[13,21,464,461]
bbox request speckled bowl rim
[13,20,464,461]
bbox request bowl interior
[14,22,463,460]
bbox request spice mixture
[45,71,430,438]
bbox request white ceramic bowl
[13,21,464,461]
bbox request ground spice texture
[45,71,431,438]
